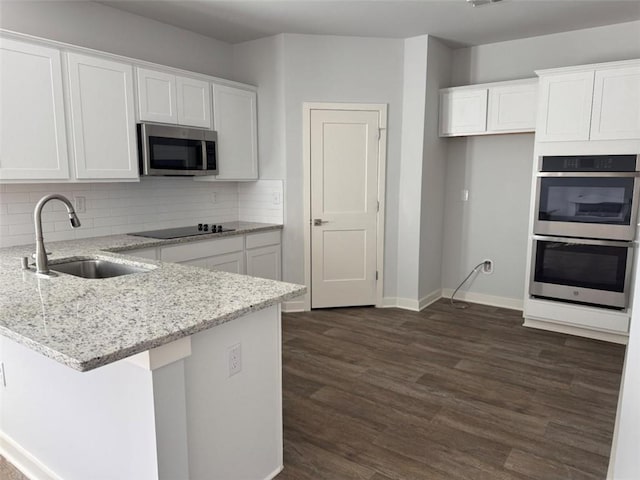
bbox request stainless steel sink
[51,259,155,279]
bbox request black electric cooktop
[129,224,235,239]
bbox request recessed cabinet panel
[177,77,211,129]
[488,82,537,132]
[137,68,177,124]
[536,71,595,142]
[67,53,138,179]
[439,89,488,136]
[246,245,281,281]
[181,251,245,274]
[212,84,258,180]
[591,66,640,141]
[0,38,69,180]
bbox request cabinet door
[536,71,594,142]
[181,251,245,274]
[439,89,488,136]
[177,76,211,128]
[487,81,537,133]
[67,53,138,179]
[122,247,158,260]
[137,68,177,124]
[212,84,258,180]
[246,245,281,281]
[0,39,69,180]
[590,66,640,141]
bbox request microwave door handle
[202,140,208,170]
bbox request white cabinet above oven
[536,59,640,143]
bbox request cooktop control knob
[198,223,203,231]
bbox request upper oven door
[138,123,215,176]
[534,173,640,240]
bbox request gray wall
[418,37,452,301]
[0,1,234,78]
[442,20,640,306]
[234,34,405,295]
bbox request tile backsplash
[0,178,283,248]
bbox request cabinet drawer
[245,230,281,249]
[122,247,158,260]
[161,236,244,263]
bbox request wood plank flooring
[1,300,625,479]
[276,300,626,480]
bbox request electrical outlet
[211,192,218,203]
[228,343,242,377]
[0,362,6,388]
[74,196,86,213]
[482,259,494,275]
[272,192,282,205]
[461,189,469,202]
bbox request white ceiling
[99,0,640,48]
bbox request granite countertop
[0,222,305,372]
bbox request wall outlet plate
[482,259,494,275]
[74,196,86,213]
[228,343,242,377]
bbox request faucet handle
[21,257,30,270]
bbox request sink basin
[51,259,155,279]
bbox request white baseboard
[282,300,305,313]
[523,318,628,344]
[0,431,62,480]
[265,464,284,480]
[441,289,523,311]
[381,289,442,312]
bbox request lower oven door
[530,235,634,309]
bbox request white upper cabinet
[212,84,258,180]
[0,38,70,180]
[590,65,640,141]
[439,78,537,137]
[67,52,138,180]
[137,68,212,129]
[136,68,177,124]
[536,60,640,143]
[176,76,211,128]
[487,81,537,132]
[439,89,488,136]
[536,71,595,142]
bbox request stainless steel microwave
[137,123,218,176]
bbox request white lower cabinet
[129,231,282,278]
[245,231,282,281]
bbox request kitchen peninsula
[0,224,305,480]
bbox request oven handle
[537,172,640,178]
[532,235,635,248]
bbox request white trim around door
[302,102,388,311]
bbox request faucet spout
[34,194,82,275]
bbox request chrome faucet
[33,194,81,275]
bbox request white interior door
[310,109,380,308]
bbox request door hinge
[376,271,379,281]
[377,128,381,140]
[377,201,380,212]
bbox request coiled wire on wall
[450,261,487,310]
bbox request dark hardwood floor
[277,300,626,480]
[1,300,625,479]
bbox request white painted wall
[396,35,429,304]
[442,21,640,307]
[232,35,286,180]
[281,34,405,294]
[233,34,405,295]
[418,37,451,302]
[0,1,234,78]
[0,337,158,480]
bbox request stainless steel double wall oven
[530,154,640,309]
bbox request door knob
[313,219,328,226]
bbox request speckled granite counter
[0,222,305,372]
